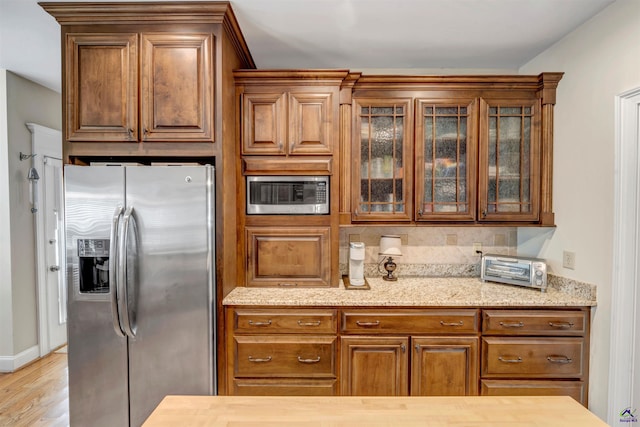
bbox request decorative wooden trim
[242,157,332,175]
[540,103,555,225]
[537,72,564,105]
[42,2,233,24]
[339,72,362,105]
[233,70,350,86]
[339,104,352,216]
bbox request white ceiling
[0,0,615,94]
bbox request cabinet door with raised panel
[288,91,334,155]
[245,227,331,287]
[65,33,138,142]
[140,33,213,142]
[411,337,479,396]
[478,98,541,222]
[415,99,477,221]
[352,98,413,221]
[241,92,287,154]
[340,336,409,396]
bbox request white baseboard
[0,345,40,372]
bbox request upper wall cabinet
[346,73,562,226]
[65,32,213,143]
[235,71,349,157]
[42,2,255,161]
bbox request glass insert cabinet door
[352,98,412,221]
[479,98,541,222]
[415,99,477,221]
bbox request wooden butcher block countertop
[143,395,608,427]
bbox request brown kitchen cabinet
[480,309,590,405]
[340,336,409,396]
[236,71,348,156]
[340,309,480,397]
[226,308,339,396]
[351,98,413,221]
[65,32,213,143]
[245,227,331,287]
[346,74,563,225]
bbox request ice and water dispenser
[77,239,110,293]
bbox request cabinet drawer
[232,378,338,396]
[482,310,587,336]
[480,379,586,406]
[342,310,479,334]
[233,309,337,334]
[234,335,336,378]
[482,337,585,378]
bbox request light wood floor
[0,352,69,427]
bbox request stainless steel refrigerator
[64,165,215,426]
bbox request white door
[27,122,65,356]
[43,156,67,349]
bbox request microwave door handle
[118,206,137,338]
[109,205,125,337]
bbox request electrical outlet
[563,251,576,269]
[473,242,482,253]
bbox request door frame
[26,123,64,357]
[608,87,640,425]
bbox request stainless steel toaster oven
[480,254,548,292]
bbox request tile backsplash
[339,226,517,277]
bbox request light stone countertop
[222,276,597,307]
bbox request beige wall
[518,0,640,419]
[0,70,61,362]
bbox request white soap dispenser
[348,242,365,286]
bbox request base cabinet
[480,309,589,405]
[226,308,338,396]
[412,337,479,396]
[340,337,409,396]
[225,307,589,403]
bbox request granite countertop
[222,276,597,307]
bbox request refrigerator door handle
[109,205,125,337]
[118,205,137,338]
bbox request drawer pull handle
[547,355,573,364]
[279,283,298,287]
[498,356,523,363]
[297,320,322,327]
[355,320,381,327]
[297,356,321,364]
[499,321,524,328]
[548,321,574,329]
[248,356,272,363]
[440,320,464,327]
[248,320,272,327]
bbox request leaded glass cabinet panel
[352,98,412,221]
[415,99,477,221]
[479,98,541,222]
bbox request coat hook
[19,152,37,161]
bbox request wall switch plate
[563,250,576,269]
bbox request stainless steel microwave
[246,176,329,214]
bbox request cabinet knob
[418,210,423,216]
